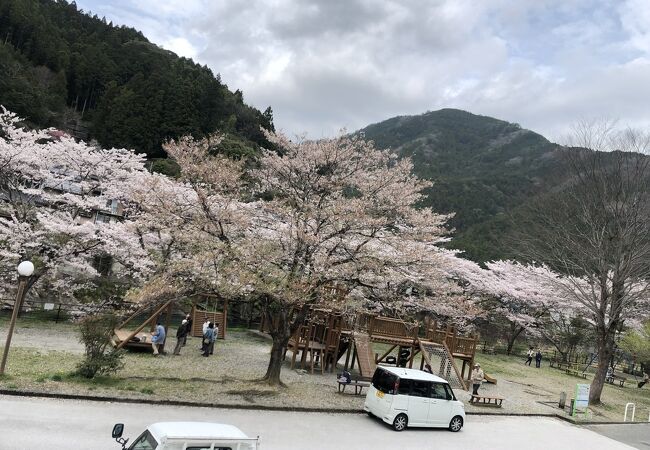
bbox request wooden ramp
[353,333,376,380]
[419,341,467,390]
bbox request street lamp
[0,260,34,375]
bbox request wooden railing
[369,316,418,340]
[425,326,477,357]
[452,335,477,356]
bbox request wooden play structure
[275,307,478,390]
[285,309,347,374]
[191,306,227,340]
[112,297,229,352]
[420,320,478,382]
[112,299,175,352]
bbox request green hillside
[359,109,564,262]
[0,0,273,158]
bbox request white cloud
[77,0,650,141]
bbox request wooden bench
[566,368,587,379]
[606,375,627,387]
[469,394,504,407]
[338,380,370,395]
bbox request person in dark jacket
[182,313,192,347]
[535,349,542,368]
[173,319,189,355]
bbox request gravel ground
[1,322,647,421]
[0,321,84,353]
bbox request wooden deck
[113,328,153,349]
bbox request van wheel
[392,413,408,431]
[449,415,463,432]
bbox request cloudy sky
[76,0,650,140]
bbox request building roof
[378,366,449,383]
[147,422,251,441]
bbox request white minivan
[363,366,465,432]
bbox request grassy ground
[1,321,648,421]
[0,327,362,410]
[474,352,650,422]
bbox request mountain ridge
[357,108,563,262]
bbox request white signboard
[572,383,590,416]
[43,303,55,311]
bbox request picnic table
[338,380,370,395]
[606,374,627,387]
[469,394,504,407]
[566,367,588,379]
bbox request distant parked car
[111,421,260,449]
[363,366,465,432]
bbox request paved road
[586,423,650,449]
[0,395,638,450]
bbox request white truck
[112,421,261,450]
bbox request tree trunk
[261,307,290,386]
[506,325,524,355]
[263,332,290,386]
[260,301,312,386]
[589,328,615,404]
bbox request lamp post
[0,261,34,375]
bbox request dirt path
[0,323,84,353]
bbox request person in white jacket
[470,363,484,395]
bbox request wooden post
[223,298,229,339]
[161,302,173,352]
[116,300,174,349]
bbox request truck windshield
[129,431,158,450]
[371,368,398,394]
[187,448,232,450]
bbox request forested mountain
[359,109,565,262]
[0,1,572,262]
[0,0,274,159]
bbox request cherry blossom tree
[445,257,565,353]
[515,122,650,403]
[134,130,463,386]
[247,131,461,385]
[127,134,253,304]
[0,107,151,303]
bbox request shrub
[75,313,125,379]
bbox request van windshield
[372,368,398,394]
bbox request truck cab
[112,421,260,450]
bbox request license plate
[376,390,385,398]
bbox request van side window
[443,384,456,400]
[397,378,412,395]
[430,383,447,399]
[372,368,398,394]
[410,380,430,397]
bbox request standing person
[535,349,542,368]
[211,323,219,355]
[151,322,166,356]
[470,363,484,396]
[525,347,534,366]
[182,313,193,347]
[202,322,215,357]
[173,319,189,355]
[200,317,210,350]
